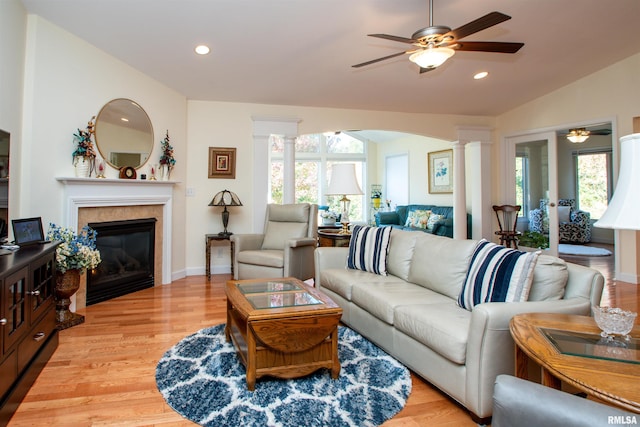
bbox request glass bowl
[593,306,637,340]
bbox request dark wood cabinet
[0,243,59,424]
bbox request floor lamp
[209,189,243,237]
[327,163,363,234]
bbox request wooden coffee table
[510,312,640,413]
[225,277,343,390]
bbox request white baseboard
[615,271,640,285]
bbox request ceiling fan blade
[446,11,511,41]
[419,66,436,74]
[590,130,612,135]
[368,34,416,44]
[352,51,408,68]
[455,41,524,53]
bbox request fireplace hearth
[87,218,156,305]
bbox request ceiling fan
[352,0,524,73]
[563,127,612,143]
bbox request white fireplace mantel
[57,177,177,284]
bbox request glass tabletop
[542,328,640,365]
[235,280,323,310]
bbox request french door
[506,131,559,256]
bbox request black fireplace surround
[87,218,156,306]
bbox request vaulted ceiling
[21,0,640,116]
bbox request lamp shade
[327,163,363,196]
[409,47,455,69]
[594,133,640,230]
[208,189,243,207]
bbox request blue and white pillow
[458,239,540,310]
[347,225,392,276]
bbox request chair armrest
[464,298,592,418]
[230,234,264,252]
[493,375,636,427]
[286,237,317,248]
[571,210,590,226]
[376,211,401,226]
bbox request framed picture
[428,149,453,194]
[208,147,236,179]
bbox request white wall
[20,16,188,277]
[375,134,453,206]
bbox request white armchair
[231,203,318,280]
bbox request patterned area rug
[156,324,411,427]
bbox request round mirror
[95,98,154,169]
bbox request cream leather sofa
[314,229,604,422]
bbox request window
[575,150,612,220]
[515,154,529,216]
[269,132,367,222]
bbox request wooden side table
[510,312,640,413]
[205,233,235,280]
[318,229,351,247]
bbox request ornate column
[451,141,467,240]
[283,136,296,204]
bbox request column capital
[456,126,493,144]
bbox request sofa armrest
[375,211,401,226]
[464,298,592,419]
[314,247,349,285]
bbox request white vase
[159,165,169,181]
[74,157,90,178]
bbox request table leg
[246,329,257,391]
[205,236,212,281]
[514,345,529,379]
[331,327,340,379]
[230,240,235,276]
[541,368,562,389]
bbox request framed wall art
[208,147,236,179]
[428,149,453,194]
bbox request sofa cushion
[528,255,569,301]
[347,225,392,275]
[408,234,477,299]
[351,281,451,325]
[320,268,402,301]
[236,249,284,268]
[262,222,308,250]
[458,240,540,310]
[426,214,445,230]
[386,229,419,281]
[394,302,471,365]
[404,210,431,229]
[557,205,571,223]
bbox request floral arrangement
[371,185,382,199]
[159,130,176,171]
[320,210,338,219]
[72,116,97,161]
[47,224,101,274]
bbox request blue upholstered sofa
[374,204,471,238]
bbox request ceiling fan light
[409,47,455,69]
[567,128,590,143]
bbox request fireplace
[86,218,156,305]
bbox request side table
[205,233,235,281]
[318,229,351,247]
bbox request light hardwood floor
[7,248,637,426]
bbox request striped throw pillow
[458,239,540,310]
[347,225,392,276]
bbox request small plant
[47,224,102,274]
[72,117,97,164]
[159,130,176,171]
[518,230,549,249]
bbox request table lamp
[209,189,243,237]
[327,163,363,234]
[594,134,640,230]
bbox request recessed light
[474,71,489,80]
[195,45,210,55]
